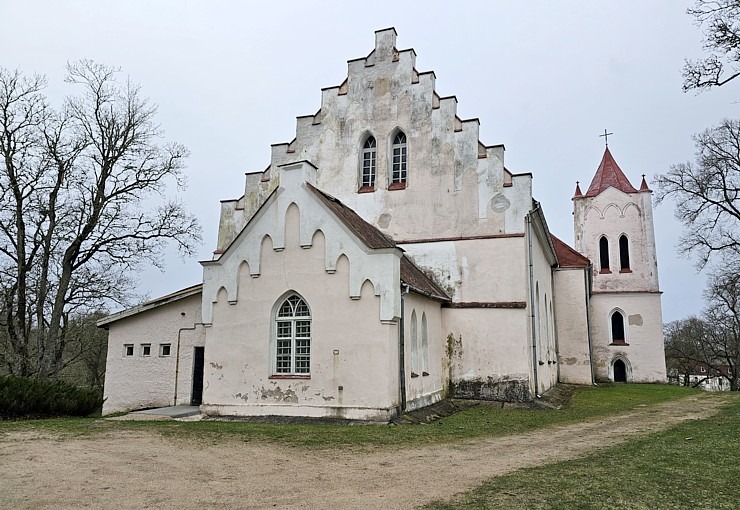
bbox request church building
[99,29,667,420]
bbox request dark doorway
[191,346,205,406]
[614,359,627,382]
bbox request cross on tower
[599,129,613,147]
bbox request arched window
[610,310,626,344]
[410,310,418,374]
[274,294,311,375]
[619,234,630,271]
[599,236,610,272]
[360,136,376,190]
[390,131,407,188]
[421,312,429,374]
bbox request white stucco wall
[102,293,204,415]
[574,188,659,293]
[201,198,402,421]
[527,214,558,396]
[403,292,444,411]
[590,293,667,382]
[553,268,593,385]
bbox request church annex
[99,29,667,420]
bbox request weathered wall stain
[451,376,531,402]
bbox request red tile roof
[584,148,638,197]
[573,181,583,198]
[400,255,450,301]
[307,183,396,249]
[551,235,590,268]
[639,174,651,192]
[307,183,449,301]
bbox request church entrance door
[191,346,205,405]
[613,359,627,382]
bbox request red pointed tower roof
[584,147,638,197]
[573,181,583,199]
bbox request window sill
[358,185,375,194]
[599,269,612,274]
[619,269,632,273]
[609,342,629,346]
[388,182,407,191]
[269,374,311,380]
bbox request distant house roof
[584,147,638,197]
[97,284,203,328]
[551,235,590,268]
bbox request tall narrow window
[360,136,376,190]
[599,236,610,272]
[421,312,429,375]
[274,294,311,375]
[611,310,625,344]
[410,310,418,375]
[390,131,407,187]
[619,235,630,271]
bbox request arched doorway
[613,359,627,382]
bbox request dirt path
[0,393,727,510]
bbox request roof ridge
[584,147,638,197]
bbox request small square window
[141,344,151,357]
[124,344,134,357]
[160,344,171,357]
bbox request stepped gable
[584,147,638,197]
[551,234,590,268]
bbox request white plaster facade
[100,288,205,414]
[100,28,666,419]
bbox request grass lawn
[0,384,700,449]
[423,392,740,510]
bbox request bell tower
[572,146,666,382]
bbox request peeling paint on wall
[258,385,299,403]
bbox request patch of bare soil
[0,393,727,510]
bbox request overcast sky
[2,0,735,322]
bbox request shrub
[0,375,103,419]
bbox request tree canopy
[684,0,740,91]
[655,118,740,268]
[0,61,201,378]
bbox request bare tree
[654,119,740,269]
[683,0,740,91]
[665,317,710,387]
[0,62,201,379]
[665,266,740,390]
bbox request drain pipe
[399,284,409,414]
[526,213,540,398]
[584,264,596,386]
[174,324,202,406]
